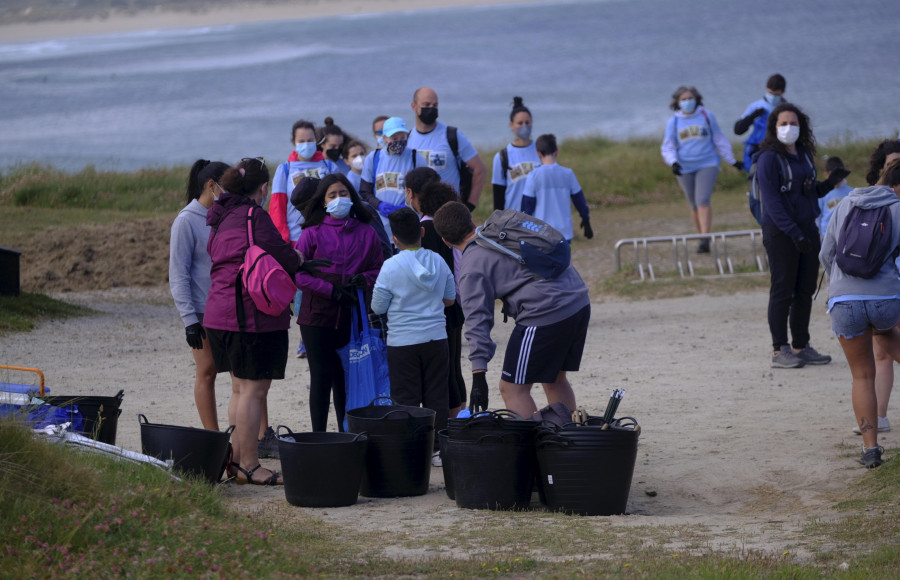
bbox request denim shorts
[829,299,900,339]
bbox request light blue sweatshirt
[168,199,212,326]
[371,248,456,347]
[660,106,736,174]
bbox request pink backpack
[238,207,296,317]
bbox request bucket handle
[223,425,235,436]
[351,431,368,441]
[275,425,294,439]
[367,396,395,406]
[380,409,414,421]
[411,424,435,439]
[114,389,125,402]
[472,432,524,445]
[535,429,571,448]
[137,413,149,425]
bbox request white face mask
[351,155,365,171]
[777,125,800,146]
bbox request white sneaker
[852,416,891,434]
[431,451,443,467]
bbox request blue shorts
[501,305,590,385]
[829,299,900,339]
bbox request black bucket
[276,426,368,507]
[437,429,454,500]
[447,409,537,442]
[447,432,535,510]
[346,399,435,498]
[535,417,640,516]
[42,390,124,445]
[138,414,233,484]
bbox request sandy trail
[0,284,883,560]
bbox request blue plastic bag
[338,290,391,430]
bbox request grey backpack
[474,209,570,279]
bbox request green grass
[2,416,899,578]
[0,292,92,334]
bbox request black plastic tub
[42,390,124,445]
[437,428,454,500]
[346,400,435,498]
[446,432,535,510]
[447,409,537,443]
[139,414,233,484]
[276,426,368,507]
[535,418,640,516]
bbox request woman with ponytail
[317,117,351,175]
[491,96,540,211]
[169,159,228,431]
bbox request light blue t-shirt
[346,170,362,193]
[361,147,428,239]
[371,248,456,347]
[817,182,852,238]
[662,109,725,174]
[522,163,582,241]
[272,159,334,241]
[492,142,540,211]
[407,121,478,193]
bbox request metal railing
[614,230,767,282]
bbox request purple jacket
[204,192,301,333]
[295,215,384,328]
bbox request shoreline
[0,0,550,44]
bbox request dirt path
[0,284,883,561]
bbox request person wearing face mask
[661,85,742,253]
[341,139,368,193]
[407,86,487,211]
[294,174,385,432]
[169,159,229,432]
[358,116,428,242]
[757,103,846,370]
[372,115,388,151]
[270,119,336,244]
[492,96,541,211]
[316,117,352,175]
[734,74,787,170]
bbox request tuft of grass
[0,292,92,334]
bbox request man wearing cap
[407,87,486,210]
[359,116,428,242]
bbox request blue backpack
[835,203,899,279]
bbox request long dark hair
[185,159,228,205]
[759,103,817,157]
[218,158,269,198]
[866,139,900,185]
[302,173,371,227]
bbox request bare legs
[499,372,576,419]
[228,374,280,484]
[191,338,218,431]
[692,205,712,235]
[872,338,895,419]
[840,326,900,449]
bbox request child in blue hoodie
[371,208,456,463]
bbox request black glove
[331,284,358,306]
[185,323,206,350]
[580,218,594,240]
[749,107,766,121]
[348,273,367,289]
[671,162,683,176]
[732,161,745,172]
[298,258,332,275]
[469,372,489,414]
[793,236,815,254]
[825,168,851,188]
[464,201,476,212]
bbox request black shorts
[206,328,288,381]
[500,305,590,385]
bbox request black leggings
[763,224,820,351]
[299,324,350,432]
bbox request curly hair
[866,139,900,185]
[758,103,817,158]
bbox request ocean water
[0,0,898,171]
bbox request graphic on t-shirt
[509,162,536,183]
[419,149,448,170]
[291,168,323,186]
[376,172,403,192]
[678,124,709,141]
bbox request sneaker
[697,238,710,254]
[859,445,884,469]
[296,342,307,359]
[431,450,443,467]
[257,426,280,460]
[852,416,891,435]
[794,344,831,365]
[772,345,805,369]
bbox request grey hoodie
[820,185,900,301]
[458,241,590,372]
[168,199,212,326]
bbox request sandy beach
[0,0,550,43]
[0,283,884,562]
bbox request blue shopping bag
[338,290,391,430]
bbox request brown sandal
[234,463,282,486]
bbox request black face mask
[325,148,342,162]
[418,107,438,125]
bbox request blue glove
[378,202,403,217]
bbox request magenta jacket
[204,192,301,333]
[295,215,384,328]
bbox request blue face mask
[764,93,782,106]
[515,125,532,141]
[295,141,316,160]
[325,196,353,219]
[376,136,385,149]
[680,99,696,114]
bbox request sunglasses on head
[241,156,266,168]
